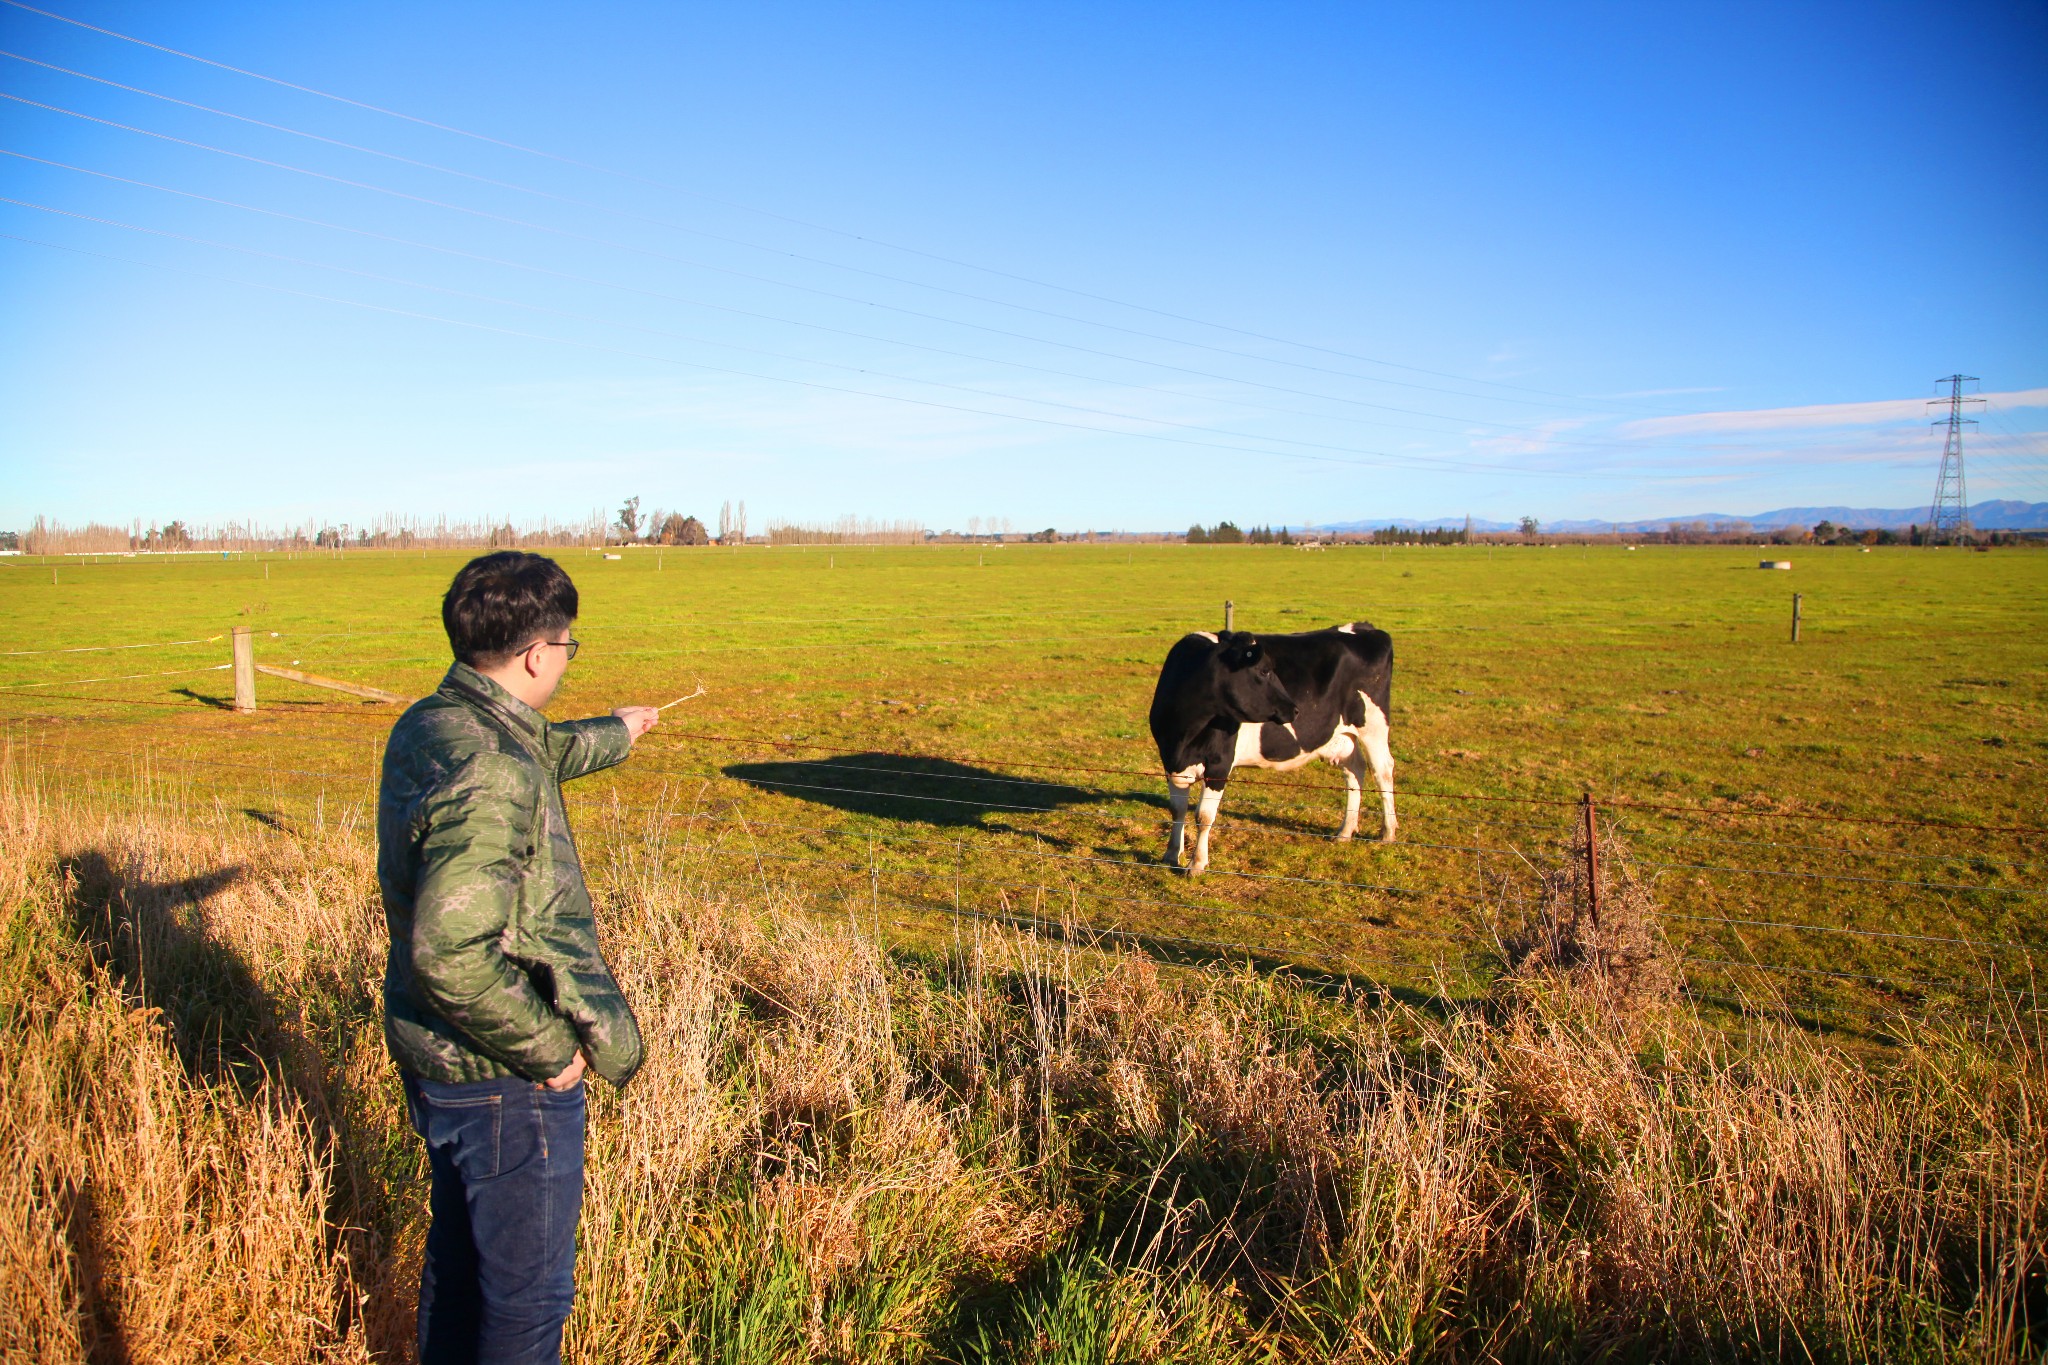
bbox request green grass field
[4,541,2044,1026]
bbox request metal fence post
[1581,791,1601,930]
[231,625,256,714]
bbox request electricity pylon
[1926,374,1984,542]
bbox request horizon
[3,1,2044,528]
[13,494,2047,545]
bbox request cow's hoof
[1379,831,1398,845]
[1336,830,1356,843]
[1187,863,1208,877]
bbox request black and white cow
[1147,623,1396,874]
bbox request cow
[1147,622,1396,874]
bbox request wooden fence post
[1581,791,1601,930]
[231,625,256,713]
[1223,599,1234,633]
[1791,593,1803,643]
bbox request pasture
[4,540,2047,1361]
[4,541,2043,1022]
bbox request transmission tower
[1926,374,1984,542]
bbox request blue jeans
[403,1073,586,1365]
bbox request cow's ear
[1222,636,1262,668]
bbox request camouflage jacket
[377,663,644,1087]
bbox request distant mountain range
[1310,500,2048,535]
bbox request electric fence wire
[0,632,225,656]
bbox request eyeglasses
[517,637,580,662]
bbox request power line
[0,123,1760,460]
[4,150,1745,458]
[0,88,1625,425]
[0,0,1705,416]
[0,229,1684,483]
[0,48,1697,421]
[2,193,1695,477]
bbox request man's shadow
[56,849,405,1358]
[59,851,260,1363]
[60,850,268,1090]
[722,753,1118,828]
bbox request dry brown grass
[1,753,2043,1362]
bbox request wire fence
[5,610,2042,1022]
[6,692,2042,1028]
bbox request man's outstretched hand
[613,706,660,744]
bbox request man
[377,551,659,1363]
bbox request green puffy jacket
[378,663,644,1087]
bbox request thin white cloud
[1621,387,2048,439]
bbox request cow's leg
[1164,779,1191,868]
[1359,699,1398,843]
[1336,736,1367,841]
[1190,783,1224,875]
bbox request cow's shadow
[722,753,1117,828]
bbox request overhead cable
[0,0,1708,415]
[0,229,1691,482]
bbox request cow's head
[1214,634,1297,725]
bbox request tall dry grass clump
[1,751,2042,1361]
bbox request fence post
[1791,593,1803,643]
[1223,599,1234,633]
[231,625,256,714]
[1581,791,1601,930]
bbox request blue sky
[2,0,2043,532]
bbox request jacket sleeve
[551,714,634,783]
[409,752,581,1082]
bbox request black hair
[442,551,579,668]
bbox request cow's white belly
[1233,721,1359,773]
